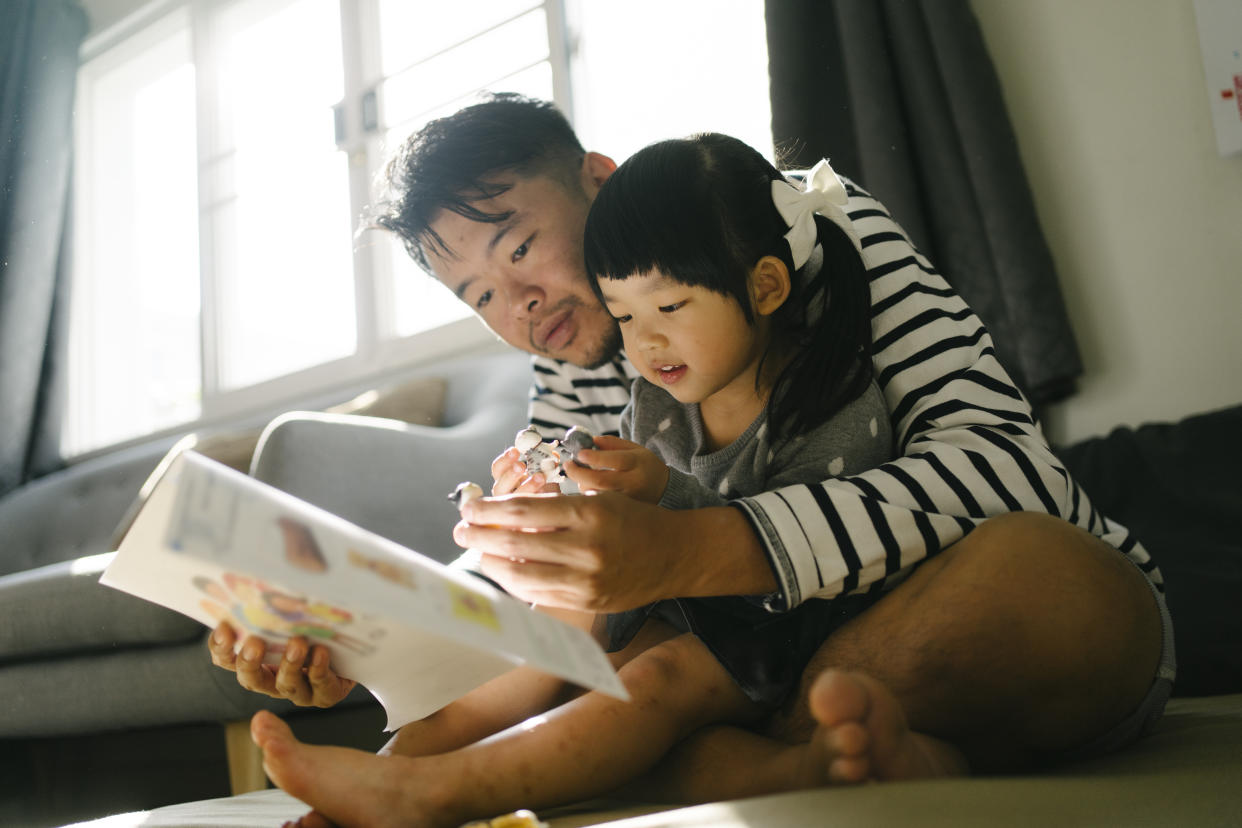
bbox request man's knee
[926,512,1131,594]
[788,512,1162,734]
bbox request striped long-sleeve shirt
[527,182,1160,612]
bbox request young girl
[578,133,896,710]
[252,133,920,827]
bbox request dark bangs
[584,138,779,321]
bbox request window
[68,0,769,457]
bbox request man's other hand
[208,622,357,708]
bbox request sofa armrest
[251,392,528,565]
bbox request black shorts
[606,590,883,709]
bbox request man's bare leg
[635,512,1163,800]
[614,667,967,804]
[253,633,764,828]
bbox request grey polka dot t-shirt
[621,374,893,510]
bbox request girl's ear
[750,255,791,317]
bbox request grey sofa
[58,393,1242,826]
[0,346,532,793]
[5,342,1241,827]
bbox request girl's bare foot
[801,670,968,784]
[251,711,461,828]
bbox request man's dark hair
[367,93,585,270]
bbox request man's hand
[453,491,777,612]
[564,435,670,503]
[208,622,357,708]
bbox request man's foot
[800,670,968,784]
[251,711,459,828]
[282,810,336,828]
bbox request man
[213,94,1168,814]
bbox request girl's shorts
[606,590,882,710]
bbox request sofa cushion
[179,375,449,475]
[0,439,175,576]
[1056,404,1242,697]
[0,551,202,662]
[325,375,447,426]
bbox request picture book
[101,450,627,731]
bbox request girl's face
[598,270,767,413]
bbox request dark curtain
[766,0,1081,407]
[0,0,87,497]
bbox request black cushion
[1055,404,1242,697]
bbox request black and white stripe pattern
[528,182,1158,612]
[733,181,1158,609]
[528,353,637,440]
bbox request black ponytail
[765,213,874,442]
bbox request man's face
[425,156,622,368]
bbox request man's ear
[750,255,791,317]
[581,152,618,195]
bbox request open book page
[101,451,627,730]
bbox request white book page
[102,451,627,730]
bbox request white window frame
[69,0,571,459]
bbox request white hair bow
[770,159,863,269]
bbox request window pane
[385,240,473,338]
[379,8,550,128]
[67,17,201,455]
[571,0,772,164]
[372,6,555,340]
[206,0,356,390]
[377,0,542,77]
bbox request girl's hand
[564,435,670,504]
[490,446,559,496]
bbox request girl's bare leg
[253,632,759,828]
[379,607,666,758]
[292,608,603,828]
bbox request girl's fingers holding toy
[585,434,644,454]
[562,461,623,493]
[490,447,529,495]
[513,473,559,495]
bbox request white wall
[972,0,1242,443]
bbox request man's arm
[458,493,776,612]
[730,184,1155,610]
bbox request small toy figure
[513,426,563,479]
[459,808,549,828]
[512,425,595,483]
[561,425,596,465]
[448,427,597,510]
[447,481,484,509]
